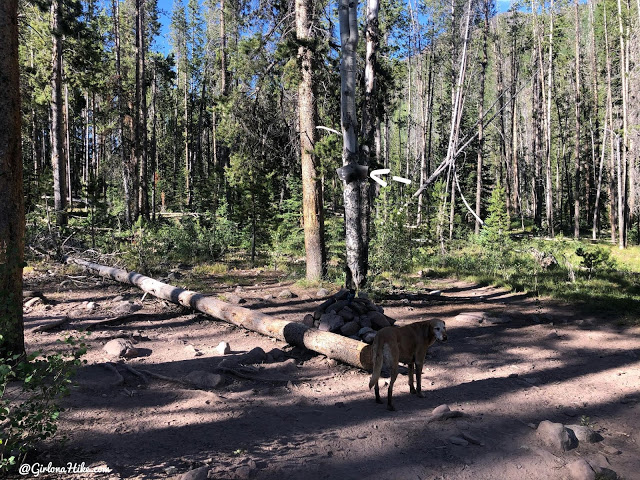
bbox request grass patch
[416,237,640,322]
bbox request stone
[227,294,246,304]
[215,341,231,355]
[461,431,483,445]
[234,286,244,293]
[488,315,512,324]
[340,321,360,337]
[565,425,601,444]
[358,327,375,337]
[566,459,595,480]
[112,295,125,302]
[85,301,97,312]
[267,348,285,362]
[362,332,377,344]
[112,301,142,316]
[263,294,274,301]
[180,466,209,480]
[449,436,469,446]
[164,466,179,475]
[103,339,135,357]
[278,289,294,299]
[587,454,617,480]
[432,404,451,415]
[454,311,488,325]
[358,315,372,329]
[536,420,575,452]
[316,288,330,297]
[302,314,315,327]
[327,300,349,314]
[235,465,254,480]
[240,347,266,365]
[428,290,442,296]
[184,345,200,357]
[337,306,355,321]
[368,311,391,329]
[185,371,225,389]
[318,314,345,333]
[377,305,384,314]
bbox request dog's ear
[423,320,434,339]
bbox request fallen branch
[84,313,141,331]
[64,256,372,370]
[30,316,69,333]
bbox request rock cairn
[303,289,395,344]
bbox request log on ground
[64,256,373,370]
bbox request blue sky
[153,0,515,55]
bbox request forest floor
[19,262,640,480]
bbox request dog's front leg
[415,361,425,398]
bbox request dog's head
[429,319,447,342]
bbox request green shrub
[370,202,413,275]
[480,183,511,248]
[0,335,86,472]
[575,246,616,278]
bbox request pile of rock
[303,290,395,344]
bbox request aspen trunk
[64,257,373,370]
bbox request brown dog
[368,319,447,411]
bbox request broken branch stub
[64,257,372,370]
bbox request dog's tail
[368,336,383,390]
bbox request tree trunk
[65,257,373,370]
[545,0,555,236]
[51,0,67,228]
[0,0,25,359]
[475,0,490,235]
[339,0,367,290]
[296,0,326,281]
[113,0,131,226]
[604,2,617,243]
[573,0,581,238]
[616,0,629,248]
[136,0,149,221]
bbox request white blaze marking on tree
[370,168,390,187]
[370,169,412,187]
[391,176,411,185]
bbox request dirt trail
[20,266,640,480]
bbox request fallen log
[64,256,373,370]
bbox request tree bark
[65,257,373,370]
[136,0,149,221]
[51,0,67,228]
[0,0,25,359]
[339,0,367,290]
[545,0,555,236]
[475,0,490,235]
[573,0,581,238]
[296,0,326,281]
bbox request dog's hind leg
[408,362,417,394]
[374,383,382,404]
[414,361,425,398]
[387,363,399,411]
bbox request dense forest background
[17,0,640,287]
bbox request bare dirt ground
[19,263,640,480]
